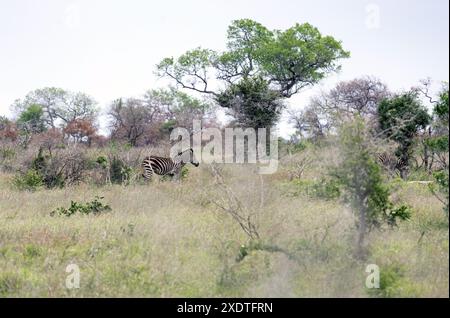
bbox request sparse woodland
[0,19,448,298]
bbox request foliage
[146,87,214,131]
[291,77,390,138]
[12,87,97,129]
[30,148,62,188]
[215,76,283,128]
[288,178,341,200]
[424,135,449,153]
[95,155,108,169]
[16,147,89,189]
[288,104,330,141]
[377,92,431,178]
[0,141,447,297]
[424,86,449,216]
[334,118,412,254]
[63,118,97,145]
[434,88,449,125]
[367,264,421,298]
[109,156,132,185]
[108,98,155,146]
[157,19,349,128]
[12,169,44,191]
[109,89,212,145]
[429,170,449,217]
[17,104,46,134]
[50,196,111,217]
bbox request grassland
[0,147,448,297]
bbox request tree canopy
[157,19,349,128]
[12,87,98,129]
[377,92,431,177]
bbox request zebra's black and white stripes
[377,152,406,177]
[142,148,199,180]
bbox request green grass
[0,155,448,297]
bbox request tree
[288,104,331,141]
[57,91,98,124]
[157,19,349,128]
[333,118,411,257]
[377,92,431,179]
[109,89,215,146]
[144,88,214,133]
[302,77,390,132]
[12,88,97,129]
[327,77,390,118]
[413,79,447,172]
[63,119,98,146]
[216,76,283,128]
[17,104,46,134]
[427,85,449,216]
[109,98,158,147]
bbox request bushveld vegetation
[0,19,448,297]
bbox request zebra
[141,148,199,181]
[377,152,406,178]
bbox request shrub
[96,155,108,169]
[12,169,44,191]
[429,169,449,217]
[285,177,340,200]
[23,244,42,259]
[367,264,421,298]
[334,118,412,256]
[109,156,132,185]
[50,196,111,217]
[310,177,341,200]
[28,147,88,188]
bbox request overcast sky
[0,0,448,136]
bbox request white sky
[0,0,448,137]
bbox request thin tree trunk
[357,205,367,258]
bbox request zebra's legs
[142,170,153,183]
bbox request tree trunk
[357,205,367,258]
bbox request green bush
[96,155,108,169]
[12,169,44,191]
[368,264,421,298]
[50,196,111,217]
[310,177,341,200]
[287,177,341,200]
[110,156,132,185]
[429,169,449,217]
[21,148,87,189]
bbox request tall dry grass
[0,145,448,297]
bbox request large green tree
[157,19,349,128]
[377,92,431,178]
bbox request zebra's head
[177,148,199,167]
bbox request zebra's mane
[173,148,193,163]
